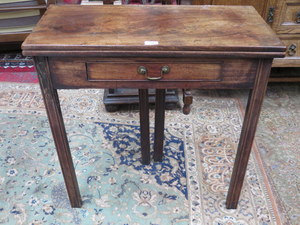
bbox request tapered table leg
[153,89,166,162]
[138,89,151,165]
[34,57,82,208]
[226,59,273,209]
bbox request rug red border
[0,67,35,73]
[0,67,38,83]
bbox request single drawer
[49,58,258,89]
[86,61,223,82]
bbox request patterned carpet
[1,81,299,224]
[212,85,300,225]
[253,84,300,225]
[0,54,37,83]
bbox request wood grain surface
[22,5,285,56]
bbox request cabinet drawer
[274,0,300,34]
[49,58,258,89]
[87,61,223,82]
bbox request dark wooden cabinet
[271,0,300,69]
[192,0,300,81]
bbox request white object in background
[144,41,159,45]
[81,0,104,5]
[114,0,122,5]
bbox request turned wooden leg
[183,89,193,115]
[34,57,82,208]
[226,59,272,209]
[138,89,151,165]
[153,89,166,162]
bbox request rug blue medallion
[0,114,189,225]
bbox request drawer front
[87,61,223,82]
[272,39,300,67]
[274,0,300,34]
[49,58,258,89]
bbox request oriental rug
[237,84,300,225]
[0,53,37,83]
[0,82,290,225]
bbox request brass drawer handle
[137,65,170,80]
[146,76,162,80]
[287,44,297,56]
[137,66,147,75]
[296,12,300,23]
[161,65,170,75]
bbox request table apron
[48,57,260,89]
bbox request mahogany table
[22,5,285,209]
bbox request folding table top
[22,5,285,57]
